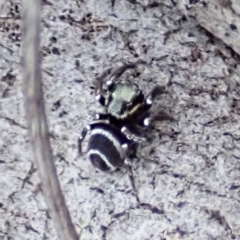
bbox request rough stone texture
[1,0,240,239]
[178,0,240,56]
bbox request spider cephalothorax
[105,79,144,120]
[78,62,164,172]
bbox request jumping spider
[78,62,165,172]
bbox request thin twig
[21,0,79,239]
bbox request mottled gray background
[1,0,240,239]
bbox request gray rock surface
[178,0,240,56]
[1,0,240,239]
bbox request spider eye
[107,82,114,92]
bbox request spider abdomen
[87,124,128,171]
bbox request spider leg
[127,164,140,202]
[94,60,141,94]
[145,86,175,122]
[113,142,139,202]
[150,111,176,122]
[78,125,91,155]
[107,60,146,86]
[94,67,112,95]
[121,126,146,143]
[132,85,166,127]
[122,144,140,203]
[94,113,109,120]
[95,94,106,106]
[145,85,166,109]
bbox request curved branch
[21,0,79,239]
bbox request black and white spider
[78,62,164,172]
